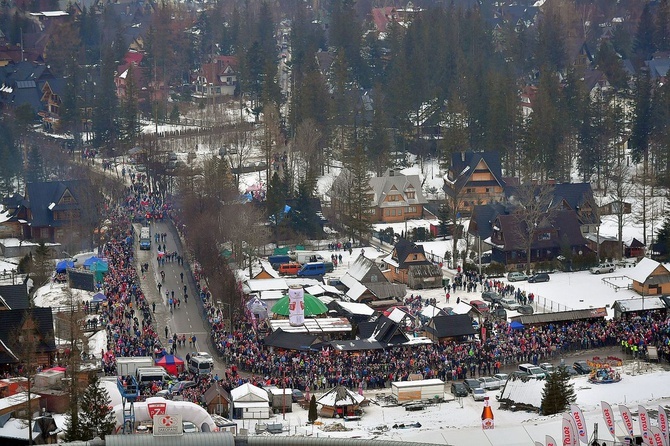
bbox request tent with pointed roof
[270,293,328,317]
[316,385,366,418]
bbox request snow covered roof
[305,284,342,296]
[244,278,288,293]
[230,383,269,402]
[336,301,375,316]
[0,392,40,411]
[387,307,410,323]
[451,302,474,315]
[268,317,352,334]
[257,260,280,279]
[317,386,365,407]
[613,297,668,313]
[627,258,668,283]
[420,304,444,318]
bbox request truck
[139,226,151,250]
[116,356,154,377]
[291,251,325,265]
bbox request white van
[189,356,213,376]
[518,363,546,379]
[136,367,172,384]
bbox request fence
[533,295,573,313]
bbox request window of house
[538,232,551,241]
[485,188,490,193]
[385,209,390,216]
[398,209,402,215]
[406,191,415,199]
[391,209,396,216]
[370,274,378,282]
[466,188,473,193]
[395,267,398,274]
[408,206,417,213]
[413,254,418,260]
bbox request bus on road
[139,226,151,250]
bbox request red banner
[147,402,167,417]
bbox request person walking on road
[165,326,168,339]
[180,272,184,282]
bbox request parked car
[469,300,490,314]
[539,363,555,374]
[493,373,509,383]
[477,376,502,390]
[183,421,198,433]
[491,306,507,320]
[519,363,546,379]
[500,297,520,310]
[560,365,579,377]
[590,262,616,274]
[517,305,535,315]
[528,272,550,283]
[573,360,592,375]
[472,388,487,401]
[481,291,502,304]
[450,382,468,397]
[291,389,304,402]
[507,272,529,282]
[463,378,481,393]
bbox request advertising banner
[570,404,588,444]
[620,405,635,437]
[639,405,651,442]
[601,401,616,436]
[288,286,305,326]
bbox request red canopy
[155,355,184,375]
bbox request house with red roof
[194,56,238,97]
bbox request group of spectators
[90,176,670,407]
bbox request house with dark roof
[357,315,410,347]
[0,308,56,368]
[23,180,99,250]
[488,209,590,271]
[443,151,506,217]
[368,169,429,223]
[423,314,476,342]
[0,284,30,311]
[339,254,406,304]
[548,183,600,234]
[382,239,442,288]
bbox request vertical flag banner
[570,404,589,444]
[287,285,305,326]
[568,415,580,446]
[650,426,665,446]
[546,435,558,446]
[659,405,669,446]
[563,413,576,446]
[535,442,543,446]
[639,405,652,441]
[601,401,616,437]
[620,405,636,437]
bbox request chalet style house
[2,180,99,251]
[0,308,56,369]
[443,151,506,217]
[383,238,442,288]
[194,56,238,97]
[368,169,429,223]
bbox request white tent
[112,396,216,432]
[230,383,270,419]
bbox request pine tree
[25,145,44,184]
[308,395,318,424]
[79,374,115,440]
[541,366,576,415]
[633,3,656,61]
[92,45,119,154]
[342,144,373,243]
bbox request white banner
[563,413,576,446]
[288,286,305,326]
[639,405,652,441]
[620,404,635,437]
[601,401,616,437]
[659,405,669,446]
[570,404,588,444]
[153,414,183,436]
[651,426,666,446]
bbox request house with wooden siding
[382,239,442,288]
[0,308,56,370]
[627,258,670,296]
[443,151,506,217]
[368,169,428,223]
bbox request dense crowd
[93,178,670,405]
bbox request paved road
[133,220,226,376]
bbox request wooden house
[627,258,670,296]
[201,382,231,417]
[382,239,442,288]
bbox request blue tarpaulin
[55,260,74,273]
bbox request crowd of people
[82,175,670,408]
